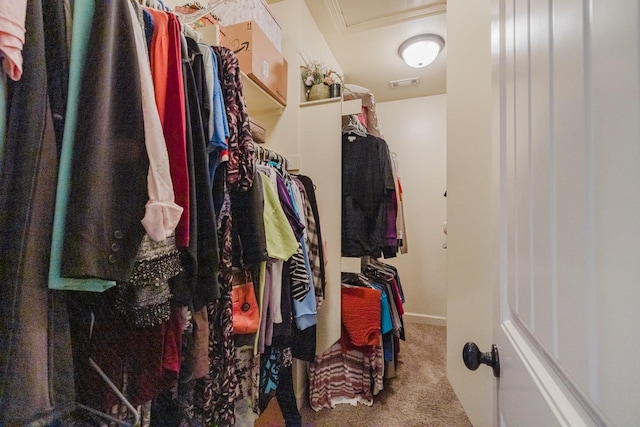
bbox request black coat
[0,0,74,423]
[61,0,149,282]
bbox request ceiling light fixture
[398,34,445,68]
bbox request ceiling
[300,0,447,103]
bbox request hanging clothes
[286,177,318,331]
[0,0,27,81]
[198,42,229,176]
[0,0,75,424]
[194,164,237,427]
[0,2,331,425]
[341,131,396,257]
[212,45,256,192]
[252,157,306,426]
[75,3,185,417]
[57,0,182,286]
[162,12,190,248]
[255,166,299,355]
[42,0,69,151]
[361,257,406,343]
[341,284,382,348]
[150,25,224,427]
[48,0,115,292]
[390,151,409,254]
[230,168,268,267]
[295,174,327,304]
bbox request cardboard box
[222,21,288,107]
[214,0,282,52]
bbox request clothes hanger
[73,316,141,427]
[182,22,201,42]
[341,272,374,289]
[254,142,288,172]
[342,115,367,137]
[173,0,228,25]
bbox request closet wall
[377,95,448,324]
[267,0,344,354]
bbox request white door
[447,0,640,426]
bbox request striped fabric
[308,342,384,411]
[289,245,310,302]
[292,177,324,306]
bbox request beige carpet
[255,323,472,427]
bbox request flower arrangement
[299,56,343,88]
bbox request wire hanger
[72,315,141,426]
[342,114,367,137]
[254,142,288,172]
[173,0,229,25]
[140,0,166,11]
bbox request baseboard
[403,312,447,327]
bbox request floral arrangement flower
[300,55,343,88]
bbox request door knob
[463,342,500,377]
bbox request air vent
[389,77,420,88]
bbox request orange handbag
[231,270,260,334]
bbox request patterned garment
[292,177,324,307]
[212,46,255,192]
[234,345,260,425]
[289,245,311,302]
[260,347,282,397]
[194,175,237,427]
[115,233,182,327]
[258,345,293,414]
[308,342,383,411]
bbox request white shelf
[300,97,341,108]
[341,98,362,116]
[241,72,285,117]
[299,97,362,117]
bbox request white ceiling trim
[324,0,446,34]
[324,0,348,32]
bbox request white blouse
[128,1,183,241]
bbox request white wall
[265,0,345,354]
[376,94,448,324]
[258,0,342,159]
[445,0,494,425]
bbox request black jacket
[61,0,149,282]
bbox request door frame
[446,0,497,425]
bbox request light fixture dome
[398,34,445,68]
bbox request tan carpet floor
[255,323,472,427]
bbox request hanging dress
[194,165,237,427]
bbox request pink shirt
[0,0,27,80]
